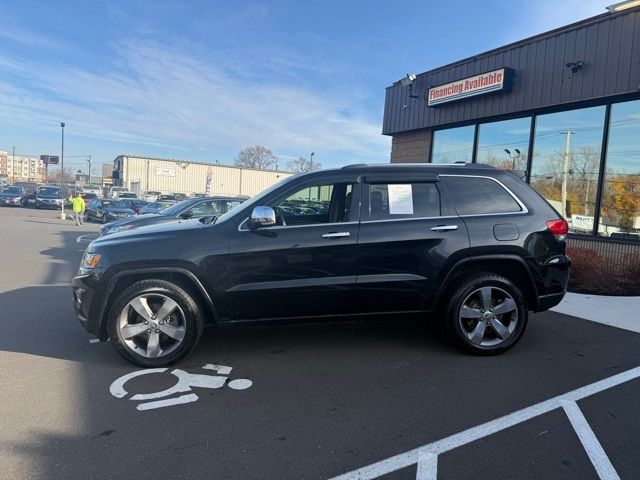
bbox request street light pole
[87,155,92,185]
[560,130,574,220]
[60,122,66,219]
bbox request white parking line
[329,366,640,480]
[561,401,620,480]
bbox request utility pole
[87,155,92,185]
[560,130,574,219]
[60,122,66,219]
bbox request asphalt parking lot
[1,206,639,479]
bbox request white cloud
[0,39,389,166]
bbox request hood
[100,213,168,233]
[37,193,63,199]
[106,208,136,214]
[92,218,206,245]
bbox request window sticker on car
[388,184,414,214]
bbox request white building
[112,155,295,197]
[0,152,45,182]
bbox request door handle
[322,232,351,238]
[430,225,459,232]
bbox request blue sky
[0,0,612,173]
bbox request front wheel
[108,280,204,367]
[444,274,527,355]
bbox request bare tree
[234,145,277,170]
[46,167,74,183]
[287,156,321,173]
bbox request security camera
[565,61,584,73]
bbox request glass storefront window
[476,117,531,170]
[598,100,640,242]
[529,106,606,235]
[431,125,474,164]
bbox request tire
[102,214,108,224]
[444,274,527,355]
[107,280,204,367]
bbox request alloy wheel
[117,293,186,358]
[458,286,518,347]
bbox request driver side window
[273,183,354,226]
[186,201,220,217]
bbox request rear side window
[367,183,441,220]
[445,176,522,215]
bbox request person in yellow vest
[68,192,86,226]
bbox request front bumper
[72,272,105,339]
[36,199,63,209]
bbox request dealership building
[383,2,640,294]
[112,155,294,198]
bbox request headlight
[80,252,101,270]
[14,197,21,202]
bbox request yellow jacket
[69,196,86,213]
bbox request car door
[222,179,361,321]
[355,173,469,313]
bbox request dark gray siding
[383,8,640,135]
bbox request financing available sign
[427,68,512,106]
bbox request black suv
[73,164,570,366]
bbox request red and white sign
[427,68,509,106]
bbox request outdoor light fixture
[566,61,585,73]
[399,74,420,99]
[607,0,640,12]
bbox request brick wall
[390,129,431,163]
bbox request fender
[95,266,217,340]
[433,254,539,310]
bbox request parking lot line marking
[415,453,437,480]
[329,366,640,480]
[136,393,199,411]
[561,401,620,480]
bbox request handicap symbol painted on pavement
[109,364,252,411]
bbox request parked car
[172,193,188,202]
[116,192,138,199]
[80,192,98,204]
[108,187,130,198]
[118,199,148,214]
[0,186,26,207]
[159,194,177,201]
[35,186,64,209]
[138,201,176,215]
[74,164,571,366]
[99,196,246,236]
[82,185,103,196]
[144,191,162,202]
[84,198,136,223]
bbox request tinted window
[2,187,22,194]
[529,106,605,234]
[274,183,353,225]
[476,117,530,170]
[37,187,62,195]
[431,126,475,164]
[186,201,220,217]
[598,100,640,239]
[445,177,521,215]
[367,183,441,220]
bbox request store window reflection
[476,117,531,170]
[431,125,474,163]
[529,106,605,235]
[598,100,640,242]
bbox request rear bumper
[533,254,571,312]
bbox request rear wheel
[444,274,527,355]
[108,280,204,367]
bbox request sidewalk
[551,292,640,333]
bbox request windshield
[82,193,97,199]
[38,187,62,196]
[159,199,192,216]
[1,187,22,195]
[216,174,299,224]
[101,200,127,208]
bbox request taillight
[546,219,568,241]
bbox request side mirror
[249,205,276,229]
